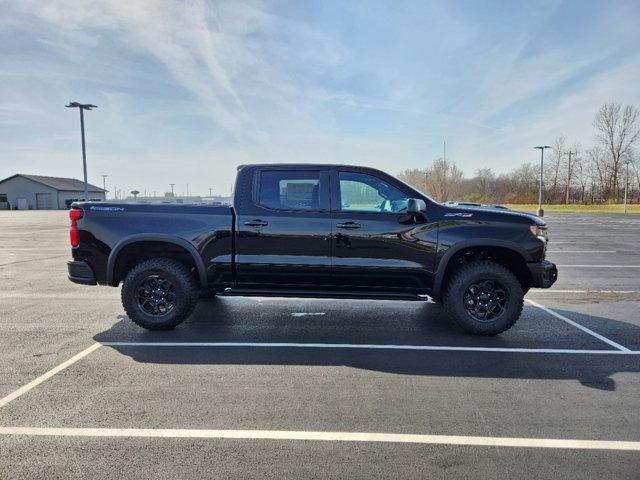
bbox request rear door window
[258,170,322,211]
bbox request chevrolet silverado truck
[67,164,557,335]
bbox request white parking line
[101,341,640,355]
[0,343,101,409]
[0,426,638,451]
[0,292,118,299]
[525,299,630,352]
[546,250,617,253]
[557,265,640,268]
[528,289,639,294]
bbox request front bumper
[67,260,96,285]
[527,260,558,288]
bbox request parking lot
[1,210,639,478]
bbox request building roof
[0,174,106,192]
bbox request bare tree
[398,161,464,202]
[545,135,566,203]
[472,168,495,202]
[394,106,640,206]
[585,146,610,202]
[593,103,640,201]
[633,155,640,203]
[575,160,589,204]
[397,168,427,193]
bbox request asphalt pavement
[0,210,639,479]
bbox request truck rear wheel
[443,260,523,335]
[121,258,198,330]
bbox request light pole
[563,149,575,205]
[170,184,175,196]
[66,102,97,201]
[624,160,629,214]
[534,145,551,217]
[102,175,108,199]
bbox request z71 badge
[444,212,474,217]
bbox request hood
[442,204,546,227]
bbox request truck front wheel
[121,258,198,330]
[443,260,523,335]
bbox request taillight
[69,207,84,247]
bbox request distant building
[114,195,232,205]
[0,174,106,210]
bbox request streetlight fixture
[534,145,551,217]
[66,102,97,201]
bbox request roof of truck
[237,163,379,170]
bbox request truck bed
[71,202,234,286]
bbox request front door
[235,168,332,288]
[331,169,438,291]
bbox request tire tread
[443,260,523,335]
[121,258,198,330]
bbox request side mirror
[407,198,426,214]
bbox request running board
[220,288,428,302]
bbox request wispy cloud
[1,0,639,194]
[15,0,249,134]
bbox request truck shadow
[93,298,640,391]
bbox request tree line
[397,103,640,204]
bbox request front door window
[338,171,408,213]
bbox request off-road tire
[443,260,523,335]
[121,258,198,330]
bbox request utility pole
[66,102,97,201]
[443,140,446,162]
[186,183,189,197]
[534,146,551,217]
[170,183,175,196]
[102,175,108,199]
[624,160,629,214]
[208,187,213,197]
[563,149,575,205]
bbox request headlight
[529,224,548,242]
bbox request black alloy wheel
[121,258,198,330]
[136,274,177,317]
[443,260,524,335]
[463,279,509,321]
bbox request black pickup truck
[67,164,557,335]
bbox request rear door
[235,167,332,287]
[330,169,438,291]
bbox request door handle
[336,221,361,229]
[244,219,268,227]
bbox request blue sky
[1,0,639,196]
